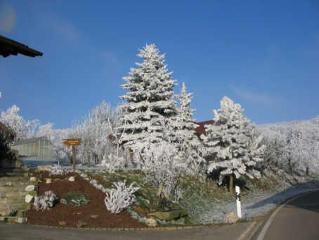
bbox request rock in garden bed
[26,172,144,228]
[148,209,188,221]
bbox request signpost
[63,138,81,171]
[235,185,242,218]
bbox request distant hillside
[258,116,319,176]
[259,116,319,130]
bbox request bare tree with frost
[260,117,319,177]
[36,123,71,161]
[0,105,39,140]
[71,101,119,165]
[201,97,265,192]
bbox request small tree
[202,97,265,192]
[175,82,205,175]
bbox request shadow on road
[247,180,319,214]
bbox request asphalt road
[255,190,319,240]
[0,221,256,240]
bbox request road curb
[4,222,211,232]
[2,220,257,233]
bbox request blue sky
[0,0,318,128]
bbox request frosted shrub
[98,153,128,173]
[33,191,58,211]
[49,164,69,175]
[104,181,140,214]
[141,141,185,202]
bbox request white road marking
[256,189,319,240]
[238,221,256,240]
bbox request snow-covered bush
[98,154,129,172]
[104,181,140,214]
[142,141,184,200]
[202,97,265,186]
[48,164,70,175]
[33,191,58,211]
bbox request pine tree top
[178,82,195,122]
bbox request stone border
[0,216,27,224]
[4,222,223,232]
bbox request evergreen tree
[201,97,265,191]
[119,44,178,153]
[176,82,205,175]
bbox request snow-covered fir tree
[118,44,178,154]
[201,97,265,191]
[175,82,205,175]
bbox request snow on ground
[244,181,319,219]
[198,180,319,224]
[42,164,319,225]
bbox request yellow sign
[63,138,81,146]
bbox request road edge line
[256,188,319,240]
[238,221,257,240]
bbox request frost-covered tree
[0,105,39,140]
[36,122,71,161]
[118,44,178,155]
[36,122,55,138]
[0,122,18,167]
[260,117,319,177]
[71,101,119,165]
[201,97,265,192]
[175,82,205,175]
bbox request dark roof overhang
[0,35,43,57]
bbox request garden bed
[26,172,145,228]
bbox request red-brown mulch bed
[26,172,145,228]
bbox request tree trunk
[229,174,234,194]
[72,146,76,172]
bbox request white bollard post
[235,185,242,218]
